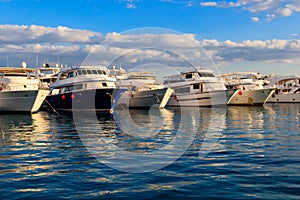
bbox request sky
[0,0,300,76]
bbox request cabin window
[198,72,215,77]
[185,74,193,79]
[87,70,93,74]
[193,84,200,89]
[175,87,190,94]
[102,83,107,87]
[77,70,83,75]
[67,71,76,78]
[74,84,83,90]
[81,70,87,75]
[67,85,74,91]
[61,72,68,79]
[282,89,291,93]
[295,89,300,94]
[102,70,106,75]
[92,70,98,74]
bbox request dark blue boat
[46,66,126,113]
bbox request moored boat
[163,68,227,107]
[37,63,61,89]
[220,72,275,106]
[266,75,300,103]
[112,70,173,109]
[46,65,126,113]
[0,63,49,113]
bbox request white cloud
[286,2,300,12]
[251,17,260,22]
[266,13,276,21]
[185,2,193,7]
[280,7,293,16]
[200,1,218,7]
[126,2,136,9]
[200,0,300,22]
[103,32,200,49]
[0,25,299,73]
[200,38,300,67]
[0,25,103,44]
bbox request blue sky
[0,0,300,75]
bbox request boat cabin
[0,68,40,92]
[163,69,225,94]
[49,66,117,95]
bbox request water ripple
[0,104,300,199]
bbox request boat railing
[3,84,39,91]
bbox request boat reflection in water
[74,105,226,173]
[0,112,51,145]
[0,112,52,179]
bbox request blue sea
[0,104,299,199]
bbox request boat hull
[116,88,172,109]
[227,88,274,106]
[46,88,125,112]
[166,90,227,107]
[0,90,47,113]
[267,93,300,103]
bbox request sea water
[0,104,299,199]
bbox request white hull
[227,88,274,106]
[0,90,48,113]
[117,88,173,108]
[166,90,227,107]
[267,93,300,103]
[31,90,49,113]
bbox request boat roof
[266,75,300,85]
[0,67,35,74]
[182,69,214,74]
[39,67,61,71]
[127,71,154,75]
[220,72,260,77]
[59,65,108,73]
[164,69,215,79]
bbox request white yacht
[37,63,61,89]
[46,66,126,113]
[0,64,49,113]
[163,68,227,107]
[110,68,173,109]
[266,75,300,103]
[220,72,275,106]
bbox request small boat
[0,63,49,113]
[110,67,173,109]
[163,68,227,107]
[46,65,126,113]
[266,75,300,103]
[220,72,275,106]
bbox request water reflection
[0,112,51,150]
[73,106,227,172]
[0,104,300,199]
[0,112,53,183]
